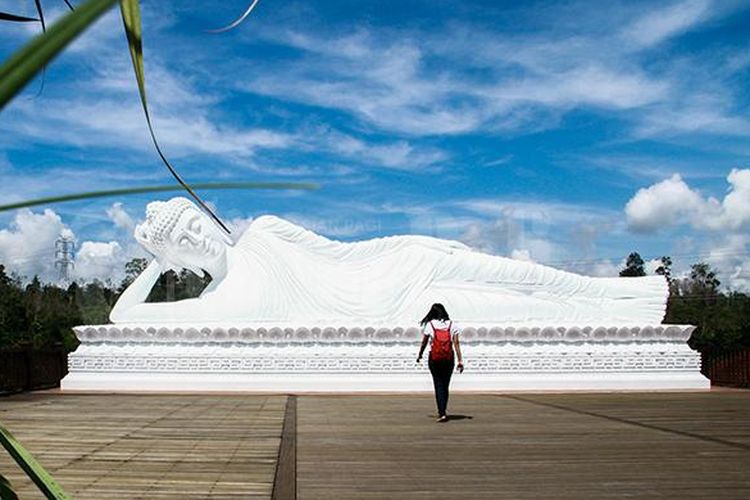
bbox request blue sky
[1,0,749,288]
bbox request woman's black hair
[420,303,450,326]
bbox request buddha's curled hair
[135,197,195,255]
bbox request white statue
[110,197,668,326]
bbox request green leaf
[33,0,47,32]
[0,12,39,22]
[0,182,320,212]
[0,0,117,109]
[119,0,233,235]
[0,473,20,500]
[0,423,71,500]
[206,0,262,33]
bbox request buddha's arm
[110,260,162,323]
[109,298,207,323]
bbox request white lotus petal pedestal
[62,323,708,392]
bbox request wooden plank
[3,391,750,499]
[296,392,750,499]
[271,395,296,500]
[0,394,286,499]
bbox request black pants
[428,358,454,417]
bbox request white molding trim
[73,324,695,344]
[62,323,709,392]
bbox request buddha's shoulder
[248,215,294,231]
[236,215,318,245]
[236,215,480,256]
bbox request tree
[619,252,646,277]
[655,256,672,282]
[0,265,27,348]
[119,257,148,292]
[687,262,721,296]
[23,276,43,346]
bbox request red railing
[0,348,68,395]
[702,348,750,388]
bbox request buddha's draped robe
[184,216,666,326]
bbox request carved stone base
[61,372,709,392]
[62,324,709,392]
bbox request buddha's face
[165,208,228,274]
[135,199,229,277]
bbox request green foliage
[120,257,148,292]
[654,256,672,282]
[0,423,71,499]
[0,0,118,109]
[0,182,319,213]
[146,268,212,303]
[0,266,83,350]
[0,266,27,348]
[619,251,646,277]
[663,261,750,353]
[0,472,19,500]
[0,258,210,350]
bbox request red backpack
[429,321,454,362]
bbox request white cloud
[0,209,69,281]
[719,168,750,230]
[74,241,125,284]
[106,202,135,232]
[243,31,483,136]
[223,2,748,145]
[588,260,623,277]
[0,206,146,284]
[457,199,615,226]
[7,97,292,159]
[706,234,750,290]
[634,98,750,138]
[458,216,560,263]
[242,27,670,137]
[510,249,532,262]
[623,0,712,48]
[625,174,706,232]
[485,64,667,110]
[625,169,750,232]
[1,34,293,160]
[308,128,447,170]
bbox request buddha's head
[135,197,231,279]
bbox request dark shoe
[437,415,448,423]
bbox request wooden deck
[1,391,750,498]
[0,394,286,499]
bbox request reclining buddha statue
[110,197,668,326]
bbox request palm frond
[119,0,232,234]
[0,423,71,500]
[0,182,320,212]
[0,0,118,108]
[0,12,39,22]
[206,0,261,33]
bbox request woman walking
[416,303,464,422]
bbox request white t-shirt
[422,319,461,340]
